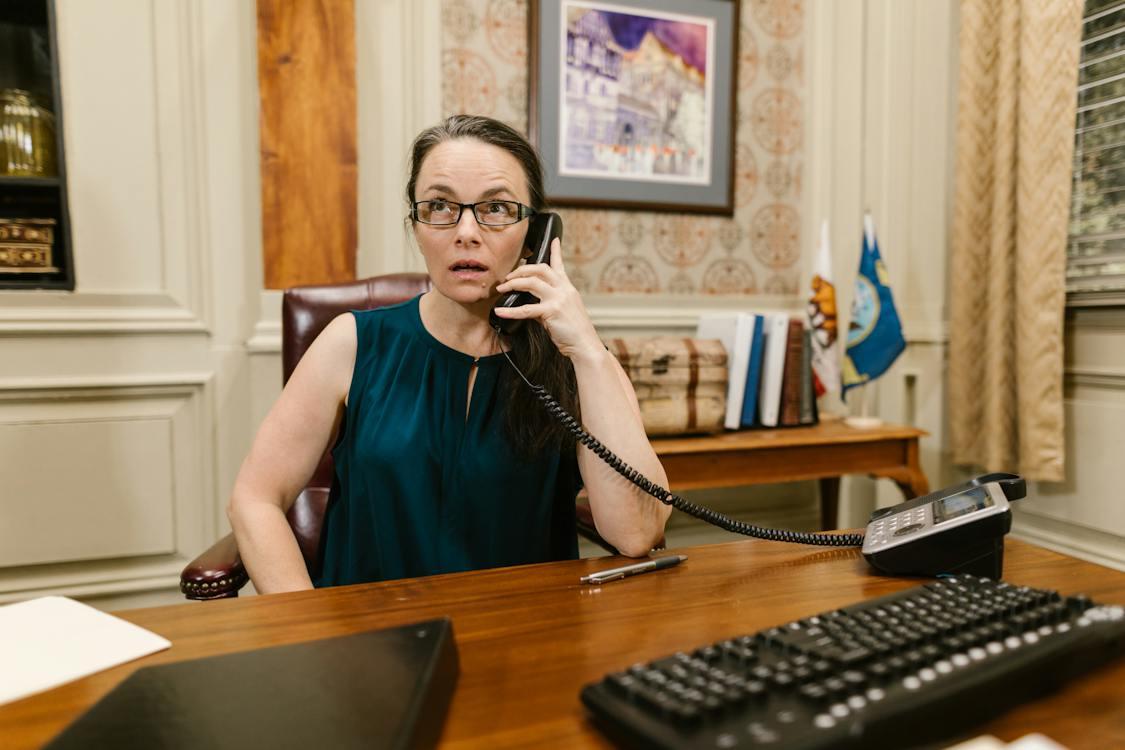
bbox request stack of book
[696,312,818,430]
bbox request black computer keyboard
[581,576,1125,749]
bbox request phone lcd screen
[932,486,994,524]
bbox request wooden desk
[4,539,1123,749]
[651,419,930,529]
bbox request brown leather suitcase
[608,337,728,436]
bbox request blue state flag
[842,214,905,399]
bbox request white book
[696,312,757,429]
[757,313,791,427]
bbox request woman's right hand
[493,238,603,363]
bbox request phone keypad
[866,507,929,550]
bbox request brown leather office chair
[180,273,624,600]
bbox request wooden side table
[649,419,930,530]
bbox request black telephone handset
[490,212,563,335]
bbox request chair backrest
[280,273,431,572]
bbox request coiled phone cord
[501,348,865,548]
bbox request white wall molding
[1066,366,1125,389]
[247,289,283,353]
[357,0,443,277]
[0,373,210,393]
[1013,514,1125,573]
[902,320,949,345]
[248,320,282,353]
[1068,307,1125,330]
[589,306,758,333]
[241,295,947,353]
[151,0,212,325]
[806,1,956,353]
[0,292,206,334]
[0,558,188,605]
[806,0,864,322]
[6,0,216,329]
[46,0,209,318]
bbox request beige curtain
[949,0,1084,482]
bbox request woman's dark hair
[406,114,580,457]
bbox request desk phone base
[581,576,1125,749]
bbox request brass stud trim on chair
[181,570,251,599]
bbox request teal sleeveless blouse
[313,296,581,587]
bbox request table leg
[882,440,931,500]
[819,477,840,530]
[889,473,930,500]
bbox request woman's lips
[449,261,489,280]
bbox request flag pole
[844,382,883,429]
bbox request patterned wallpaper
[440,0,805,298]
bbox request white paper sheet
[0,595,171,706]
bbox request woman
[228,115,670,593]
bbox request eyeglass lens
[415,200,524,226]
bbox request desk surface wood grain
[3,538,1123,749]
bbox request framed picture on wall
[529,0,738,215]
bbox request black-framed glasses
[410,199,535,227]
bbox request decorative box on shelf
[0,217,57,273]
[607,337,728,436]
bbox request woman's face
[412,138,531,306]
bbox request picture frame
[529,0,739,215]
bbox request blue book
[739,315,765,427]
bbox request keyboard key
[798,684,828,704]
[823,677,846,695]
[606,672,638,696]
[771,672,795,689]
[750,666,773,681]
[744,680,767,700]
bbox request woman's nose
[453,206,482,244]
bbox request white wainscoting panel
[0,415,174,566]
[0,380,211,602]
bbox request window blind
[1069,0,1125,305]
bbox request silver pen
[580,555,687,584]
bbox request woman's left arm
[494,239,671,556]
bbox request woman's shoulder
[351,296,419,327]
[349,295,423,350]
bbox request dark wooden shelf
[0,175,61,188]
